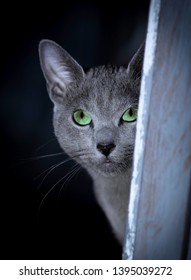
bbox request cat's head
[39,40,144,177]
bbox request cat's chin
[81,156,132,178]
[97,169,124,178]
[94,160,127,178]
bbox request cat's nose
[97,143,116,157]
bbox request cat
[39,39,144,244]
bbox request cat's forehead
[64,65,139,119]
[85,65,128,87]
[81,66,138,108]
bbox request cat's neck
[89,168,132,243]
[90,170,131,192]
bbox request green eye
[73,110,92,126]
[122,108,137,122]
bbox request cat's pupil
[80,112,84,119]
[129,108,133,117]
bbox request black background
[0,0,150,259]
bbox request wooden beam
[123,0,191,259]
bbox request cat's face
[39,40,143,177]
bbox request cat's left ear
[127,42,145,81]
[39,39,84,103]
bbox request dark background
[0,0,150,259]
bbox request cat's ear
[39,39,84,103]
[127,42,145,82]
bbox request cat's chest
[95,174,130,212]
[92,170,132,242]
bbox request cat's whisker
[38,164,81,220]
[30,149,93,161]
[26,151,66,161]
[34,150,92,187]
[8,149,67,171]
[34,138,57,153]
[57,164,81,201]
[36,158,74,190]
[69,150,93,158]
[34,152,66,159]
[33,163,60,182]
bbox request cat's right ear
[39,39,84,104]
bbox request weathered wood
[123,0,191,259]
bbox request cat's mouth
[102,155,115,164]
[96,153,132,176]
[98,157,121,175]
[105,158,113,164]
[85,154,132,177]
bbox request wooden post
[123,0,191,260]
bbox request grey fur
[39,39,144,244]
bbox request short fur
[39,40,144,244]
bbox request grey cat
[39,40,144,244]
